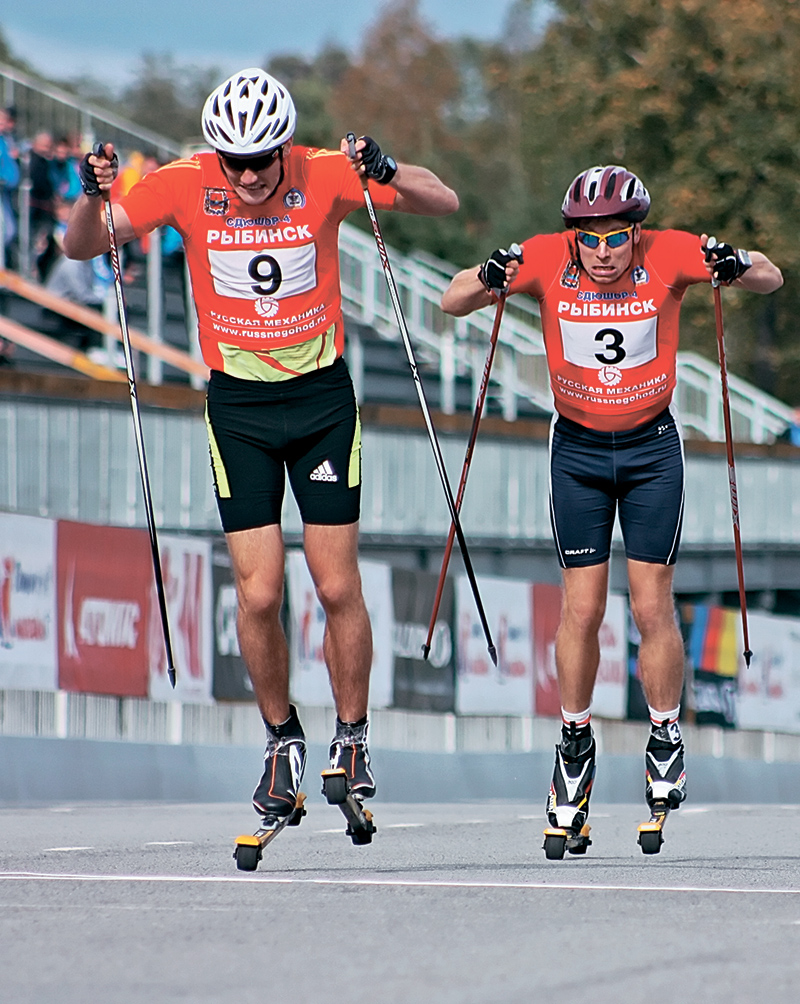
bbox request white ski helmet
[201,68,297,156]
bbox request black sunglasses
[219,147,282,173]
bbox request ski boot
[543,725,595,860]
[321,716,377,845]
[234,706,307,871]
[637,721,686,855]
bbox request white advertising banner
[737,611,800,734]
[287,550,393,709]
[0,513,57,689]
[456,574,534,715]
[148,534,213,704]
[592,592,628,720]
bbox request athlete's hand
[478,244,524,293]
[342,134,397,184]
[79,142,119,197]
[702,234,752,285]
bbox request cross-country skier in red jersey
[64,68,458,825]
[441,165,782,849]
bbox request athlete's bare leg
[555,563,609,712]
[627,558,684,711]
[226,524,290,726]
[303,521,372,722]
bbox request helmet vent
[604,172,617,199]
[587,180,598,202]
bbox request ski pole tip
[421,643,430,661]
[168,667,177,689]
[488,645,498,667]
[743,649,753,668]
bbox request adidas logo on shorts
[309,460,339,483]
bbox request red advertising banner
[57,521,152,696]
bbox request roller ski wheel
[637,801,670,855]
[543,823,592,861]
[321,767,377,846]
[233,792,307,871]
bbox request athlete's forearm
[391,164,459,217]
[64,196,136,260]
[441,266,495,316]
[734,251,783,294]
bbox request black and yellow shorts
[205,357,362,533]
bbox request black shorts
[549,407,684,568]
[205,357,362,533]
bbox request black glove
[357,135,397,184]
[78,142,119,197]
[705,236,752,284]
[478,244,524,292]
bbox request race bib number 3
[208,244,317,300]
[559,316,658,370]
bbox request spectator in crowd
[50,136,82,202]
[44,195,112,354]
[0,107,20,260]
[28,131,56,277]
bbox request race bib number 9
[559,316,658,370]
[208,243,317,300]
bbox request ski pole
[102,185,177,687]
[422,288,512,659]
[711,273,752,667]
[347,133,497,665]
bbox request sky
[1,1,533,86]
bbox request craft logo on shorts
[598,365,623,386]
[204,188,230,216]
[284,188,306,210]
[254,297,280,318]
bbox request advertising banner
[147,534,213,704]
[57,520,151,696]
[737,611,800,734]
[534,582,628,719]
[687,604,740,728]
[211,544,254,702]
[391,568,455,712]
[0,513,57,690]
[287,550,394,709]
[456,574,534,715]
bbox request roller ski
[234,706,307,871]
[637,721,686,855]
[321,716,377,846]
[234,793,307,871]
[543,724,595,860]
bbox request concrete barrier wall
[3,735,800,806]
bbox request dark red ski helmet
[561,165,650,224]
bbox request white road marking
[42,847,94,853]
[383,823,424,829]
[144,841,194,847]
[3,872,800,897]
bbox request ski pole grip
[347,132,356,160]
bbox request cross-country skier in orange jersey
[65,67,458,826]
[441,165,781,853]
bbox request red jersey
[510,229,710,430]
[121,147,397,376]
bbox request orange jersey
[121,147,397,375]
[510,230,710,430]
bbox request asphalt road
[2,799,799,1003]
